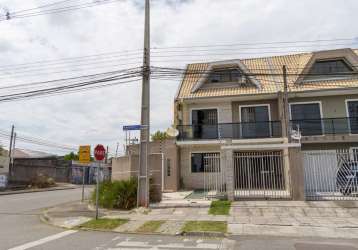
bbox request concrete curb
[0,186,78,196]
[181,231,227,238]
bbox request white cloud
[0,0,357,155]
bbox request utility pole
[8,125,14,177]
[11,132,16,169]
[115,142,119,158]
[138,0,151,207]
[283,65,290,142]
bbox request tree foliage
[151,130,169,141]
[63,152,79,161]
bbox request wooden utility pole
[283,65,290,141]
[138,0,151,207]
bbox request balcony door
[347,100,358,134]
[192,109,218,139]
[290,102,322,136]
[240,105,270,138]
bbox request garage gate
[303,150,358,200]
[233,151,290,199]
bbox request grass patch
[182,221,227,233]
[136,220,165,233]
[79,218,128,230]
[209,200,231,215]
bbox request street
[0,188,358,250]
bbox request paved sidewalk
[42,200,358,239]
[0,183,79,195]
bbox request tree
[151,130,169,141]
[64,152,79,161]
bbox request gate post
[221,149,235,201]
[288,147,305,201]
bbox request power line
[0,0,122,21]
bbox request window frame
[189,152,221,173]
[289,101,324,135]
[207,68,246,84]
[304,58,354,82]
[345,99,358,134]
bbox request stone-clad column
[221,149,235,201]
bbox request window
[191,153,220,173]
[305,59,353,81]
[290,103,322,136]
[191,109,218,139]
[207,68,246,84]
[166,159,171,177]
[347,100,358,134]
[240,105,270,138]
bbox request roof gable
[190,60,261,93]
[296,48,358,83]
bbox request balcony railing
[177,121,282,141]
[290,117,358,136]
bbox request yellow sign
[78,145,91,163]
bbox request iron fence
[303,150,358,200]
[202,153,226,198]
[233,151,290,199]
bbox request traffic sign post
[78,145,91,202]
[94,144,106,220]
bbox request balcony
[290,117,358,136]
[177,121,282,141]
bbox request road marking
[8,230,78,250]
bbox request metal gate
[203,153,226,198]
[233,151,290,199]
[303,150,358,200]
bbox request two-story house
[173,48,358,201]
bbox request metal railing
[290,117,358,136]
[177,121,282,140]
[203,153,226,198]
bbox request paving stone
[158,220,185,235]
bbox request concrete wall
[11,157,71,183]
[112,140,179,192]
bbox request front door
[192,109,218,139]
[347,100,358,134]
[240,105,270,138]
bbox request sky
[0,0,357,156]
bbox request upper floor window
[305,59,353,81]
[207,68,246,84]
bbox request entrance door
[240,105,270,138]
[290,103,322,135]
[192,109,218,139]
[347,100,358,134]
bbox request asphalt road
[0,188,358,250]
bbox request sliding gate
[233,151,290,199]
[303,150,358,200]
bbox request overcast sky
[0,0,357,156]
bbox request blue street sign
[123,125,142,131]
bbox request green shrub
[92,178,137,210]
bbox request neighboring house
[174,48,358,201]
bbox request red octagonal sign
[94,144,106,161]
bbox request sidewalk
[41,200,358,239]
[0,183,79,195]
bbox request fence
[233,151,290,199]
[303,150,358,200]
[202,153,226,198]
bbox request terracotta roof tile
[177,50,358,99]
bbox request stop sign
[94,144,106,161]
